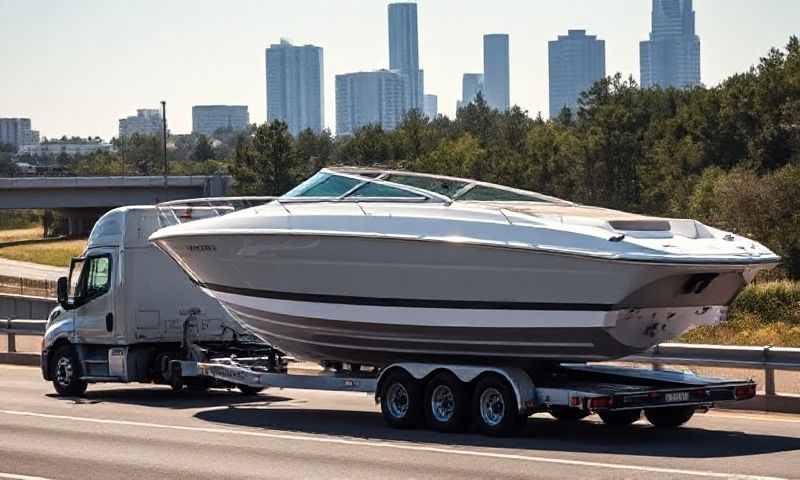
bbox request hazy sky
[1,0,798,140]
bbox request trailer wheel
[51,345,87,397]
[549,407,590,422]
[644,407,695,428]
[424,372,470,432]
[238,385,265,396]
[598,409,641,427]
[380,370,423,429]
[472,374,526,436]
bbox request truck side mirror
[57,277,69,307]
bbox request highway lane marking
[0,473,56,480]
[705,412,800,424]
[0,409,785,480]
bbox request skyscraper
[0,118,33,149]
[118,109,165,139]
[335,70,406,136]
[461,73,485,107]
[423,94,438,119]
[388,2,423,112]
[192,105,250,136]
[483,34,510,111]
[640,0,701,89]
[266,39,324,136]
[548,30,606,118]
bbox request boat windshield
[282,168,566,204]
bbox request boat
[149,167,780,367]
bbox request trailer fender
[376,363,536,413]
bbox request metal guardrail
[2,321,799,404]
[0,319,46,354]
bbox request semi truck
[41,205,758,436]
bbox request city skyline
[2,0,798,140]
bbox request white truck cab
[41,206,257,395]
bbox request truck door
[67,252,116,343]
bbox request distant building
[0,118,34,149]
[192,105,250,136]
[548,30,606,118]
[266,39,324,136]
[640,0,701,88]
[18,142,113,157]
[118,109,163,139]
[461,73,484,108]
[336,70,406,136]
[483,34,510,111]
[423,94,438,119]
[388,2,424,112]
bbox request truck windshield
[68,258,86,303]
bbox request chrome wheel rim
[479,387,505,427]
[430,385,455,423]
[386,383,410,419]
[55,356,74,387]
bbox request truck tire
[380,370,423,429]
[598,409,641,427]
[51,345,87,397]
[550,407,590,422]
[424,372,470,432]
[472,374,526,436]
[644,407,695,428]
[238,385,265,396]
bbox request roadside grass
[0,225,43,243]
[682,280,800,347]
[0,239,87,267]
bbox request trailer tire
[424,372,470,432]
[380,370,423,429]
[645,407,695,428]
[472,374,526,436]
[51,345,87,397]
[238,385,265,396]
[549,407,590,422]
[598,409,641,427]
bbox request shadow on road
[195,406,800,459]
[46,387,293,410]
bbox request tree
[231,120,299,196]
[191,135,215,162]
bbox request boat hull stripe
[201,282,615,311]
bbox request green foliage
[191,135,215,162]
[682,280,800,347]
[230,121,300,196]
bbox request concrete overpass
[0,175,232,209]
[0,175,233,235]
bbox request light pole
[161,100,168,194]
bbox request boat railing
[156,197,278,228]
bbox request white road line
[0,409,784,480]
[0,473,57,480]
[705,412,800,424]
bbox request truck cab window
[67,255,111,306]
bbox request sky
[1,0,798,140]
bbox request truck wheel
[424,372,469,432]
[238,385,265,396]
[472,374,526,436]
[51,345,87,397]
[598,409,641,427]
[645,407,695,428]
[550,407,590,422]
[380,370,423,429]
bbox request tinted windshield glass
[348,182,423,198]
[457,185,548,202]
[384,174,467,198]
[283,172,362,198]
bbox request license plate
[665,392,690,403]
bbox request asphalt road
[1,365,800,480]
[0,258,66,282]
